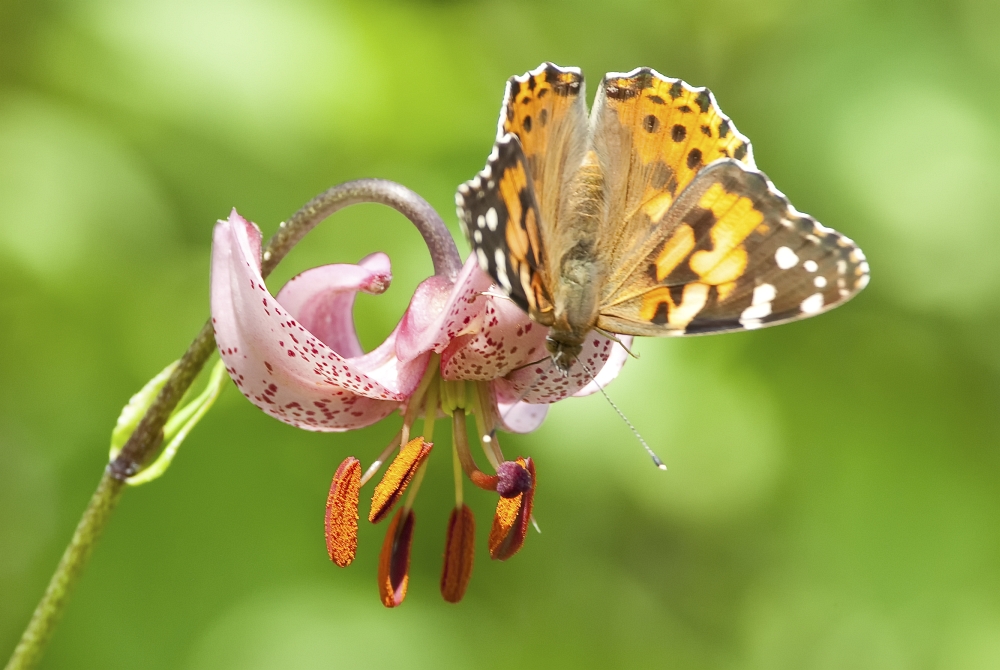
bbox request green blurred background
[3,0,1000,668]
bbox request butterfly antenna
[578,358,667,471]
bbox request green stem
[4,474,124,670]
[4,179,459,670]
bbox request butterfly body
[457,63,869,373]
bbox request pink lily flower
[210,197,631,607]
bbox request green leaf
[109,360,179,462]
[125,359,229,486]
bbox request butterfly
[456,63,869,372]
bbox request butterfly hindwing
[597,159,870,336]
[456,134,554,323]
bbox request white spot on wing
[814,276,827,288]
[752,283,777,304]
[485,207,499,231]
[477,215,486,229]
[803,259,818,273]
[494,248,512,292]
[475,248,488,270]
[800,293,824,314]
[473,230,482,244]
[740,283,777,324]
[775,246,799,270]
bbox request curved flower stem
[5,180,460,670]
[261,178,463,279]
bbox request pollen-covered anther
[379,508,416,608]
[369,437,433,524]
[495,460,532,498]
[440,504,475,603]
[488,457,536,561]
[325,457,361,567]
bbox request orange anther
[440,504,476,603]
[378,508,415,608]
[324,457,361,567]
[488,457,535,561]
[369,437,433,524]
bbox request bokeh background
[3,0,1000,668]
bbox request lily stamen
[360,431,402,487]
[452,410,500,492]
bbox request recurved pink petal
[498,333,621,404]
[395,257,492,364]
[494,397,549,434]
[211,210,415,432]
[440,293,547,382]
[573,336,633,397]
[275,252,391,360]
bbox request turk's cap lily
[211,210,631,433]
[210,196,633,607]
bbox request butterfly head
[545,334,582,374]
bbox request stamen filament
[401,379,438,513]
[470,382,502,470]
[361,430,403,487]
[452,410,499,491]
[452,441,464,507]
[400,353,441,445]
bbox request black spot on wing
[687,148,703,169]
[695,90,711,113]
[652,302,669,325]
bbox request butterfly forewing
[456,134,554,324]
[589,68,756,293]
[497,63,589,242]
[597,159,870,336]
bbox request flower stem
[5,179,459,670]
[4,474,124,670]
[260,178,463,279]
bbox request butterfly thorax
[546,152,607,373]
